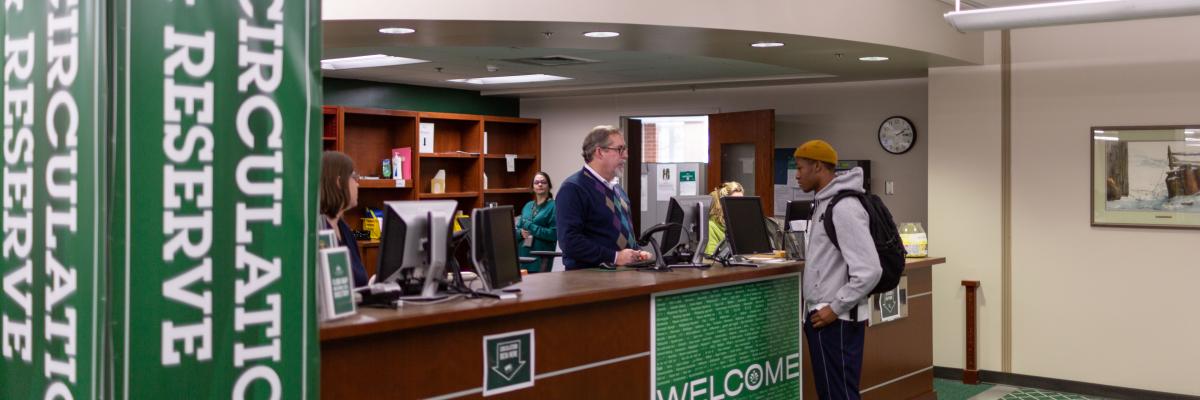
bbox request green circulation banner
[111,0,320,398]
[653,276,802,400]
[2,0,106,399]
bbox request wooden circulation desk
[320,257,945,399]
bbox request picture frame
[1091,125,1200,229]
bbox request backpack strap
[822,190,866,251]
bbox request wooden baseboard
[933,367,1199,400]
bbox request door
[708,109,775,216]
[624,118,643,232]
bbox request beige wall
[928,62,1004,373]
[930,17,1200,396]
[521,78,930,225]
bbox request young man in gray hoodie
[793,140,882,400]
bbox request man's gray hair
[581,125,620,162]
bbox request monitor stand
[721,254,759,268]
[472,289,519,300]
[399,213,452,301]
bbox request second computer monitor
[720,196,774,255]
[471,206,522,291]
[662,195,712,254]
[376,200,459,296]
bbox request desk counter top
[319,257,944,341]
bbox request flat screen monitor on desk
[721,196,774,255]
[376,200,458,299]
[471,206,522,292]
[661,195,712,255]
[784,200,813,230]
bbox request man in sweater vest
[555,125,653,269]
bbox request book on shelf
[391,147,411,180]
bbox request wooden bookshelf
[322,106,341,152]
[357,179,410,189]
[418,191,480,199]
[483,188,532,195]
[483,117,541,210]
[323,106,540,229]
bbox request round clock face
[878,116,916,154]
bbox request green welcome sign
[1,0,106,399]
[110,0,320,398]
[653,276,802,400]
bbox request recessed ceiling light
[1093,136,1119,141]
[859,56,890,62]
[320,54,428,70]
[378,27,416,35]
[751,42,785,48]
[1093,130,1105,134]
[448,74,572,85]
[583,31,620,38]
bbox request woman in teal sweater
[517,172,557,272]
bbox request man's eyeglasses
[601,145,628,154]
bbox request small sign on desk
[483,329,535,396]
[318,247,357,321]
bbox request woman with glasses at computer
[704,181,744,255]
[319,151,368,287]
[517,172,557,273]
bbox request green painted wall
[323,77,519,116]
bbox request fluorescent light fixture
[1185,137,1200,142]
[1185,129,1197,135]
[859,56,889,62]
[1093,135,1119,141]
[583,31,620,38]
[321,54,428,70]
[944,0,1200,32]
[448,74,571,85]
[378,27,416,35]
[1093,130,1106,134]
[750,42,785,48]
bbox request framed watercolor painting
[1092,125,1200,229]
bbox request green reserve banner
[2,0,106,399]
[653,275,802,400]
[111,0,320,398]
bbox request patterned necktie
[611,184,639,250]
[587,171,638,251]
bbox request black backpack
[822,190,907,295]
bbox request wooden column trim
[962,280,981,385]
[1001,29,1014,373]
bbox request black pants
[803,310,866,400]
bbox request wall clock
[878,116,916,155]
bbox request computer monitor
[662,195,712,255]
[470,206,522,291]
[721,196,774,255]
[376,200,458,298]
[785,200,813,230]
[690,202,709,264]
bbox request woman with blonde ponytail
[704,181,744,255]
